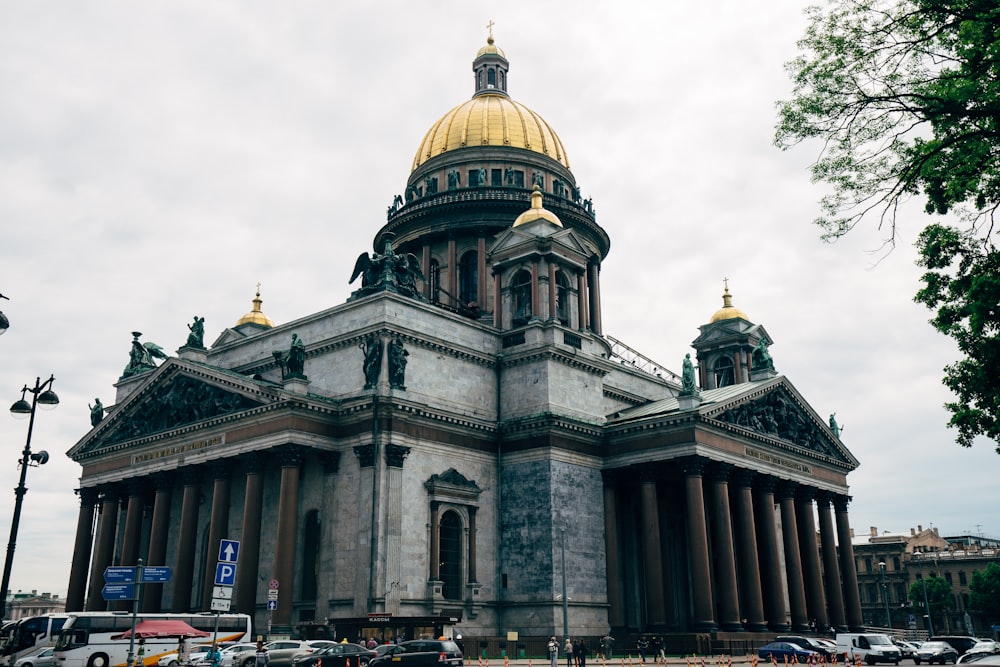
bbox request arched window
[301,509,321,601]
[440,511,462,600]
[512,270,532,326]
[429,259,441,304]
[555,271,571,326]
[459,251,478,306]
[487,68,496,87]
[713,356,735,387]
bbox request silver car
[14,648,58,667]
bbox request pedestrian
[255,641,269,667]
[637,637,648,664]
[575,639,587,667]
[603,635,614,661]
[548,637,559,667]
[136,639,146,667]
[206,644,222,667]
[178,639,189,666]
[564,637,574,667]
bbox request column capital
[731,467,756,488]
[354,443,375,468]
[815,492,834,509]
[240,451,269,474]
[385,444,411,468]
[177,467,202,487]
[76,487,101,506]
[776,480,799,500]
[796,486,817,502]
[754,475,778,494]
[681,456,707,477]
[275,444,307,467]
[707,461,734,482]
[205,459,233,480]
[150,471,174,491]
[832,494,852,512]
[637,466,658,484]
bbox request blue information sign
[141,566,172,583]
[101,583,135,601]
[103,566,136,583]
[218,539,240,564]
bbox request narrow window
[440,511,462,600]
[459,251,478,306]
[429,259,441,304]
[555,271,571,326]
[512,270,532,326]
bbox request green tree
[969,562,1000,622]
[776,0,1000,448]
[909,575,954,629]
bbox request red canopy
[111,620,211,640]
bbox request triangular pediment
[693,319,767,346]
[488,224,593,264]
[703,380,857,467]
[69,360,271,459]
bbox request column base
[694,621,718,632]
[767,622,791,632]
[746,622,770,632]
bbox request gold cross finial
[256,281,262,296]
[486,19,495,40]
[723,276,729,292]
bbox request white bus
[0,614,69,667]
[53,613,252,667]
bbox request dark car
[776,636,834,659]
[292,644,376,667]
[367,641,462,667]
[916,642,959,665]
[932,639,981,657]
[758,642,820,662]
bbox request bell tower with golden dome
[691,281,773,388]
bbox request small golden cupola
[512,185,563,228]
[235,286,275,329]
[709,282,749,323]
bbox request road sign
[219,539,240,564]
[215,562,237,586]
[213,586,233,600]
[268,579,279,590]
[211,598,231,612]
[267,589,278,601]
[101,583,135,600]
[104,566,136,583]
[141,566,172,583]
[267,600,277,611]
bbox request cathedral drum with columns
[65,36,866,643]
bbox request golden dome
[476,36,506,59]
[513,186,563,228]
[412,94,570,172]
[709,284,749,323]
[236,288,275,328]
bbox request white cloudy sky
[1,1,996,598]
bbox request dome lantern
[236,286,275,329]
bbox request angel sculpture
[349,243,425,299]
[122,331,169,378]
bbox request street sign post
[211,538,239,629]
[101,583,135,601]
[104,566,136,583]
[141,566,172,583]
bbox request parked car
[931,638,981,657]
[14,647,58,667]
[291,644,376,667]
[193,643,260,667]
[957,657,1000,666]
[894,640,920,660]
[159,644,219,667]
[915,642,959,665]
[959,643,1000,664]
[265,641,337,667]
[837,633,902,665]
[366,640,462,667]
[758,642,821,662]
[776,636,835,659]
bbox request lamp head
[36,389,59,410]
[10,389,31,418]
[29,451,48,465]
[0,310,8,336]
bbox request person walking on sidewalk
[575,638,588,667]
[564,638,574,667]
[548,637,559,667]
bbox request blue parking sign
[215,562,237,586]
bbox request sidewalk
[467,658,757,667]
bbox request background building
[64,37,866,647]
[853,526,1000,636]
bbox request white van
[836,633,902,665]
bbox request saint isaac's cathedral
[65,35,866,643]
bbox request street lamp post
[560,529,568,639]
[0,375,57,617]
[879,561,891,629]
[0,293,9,336]
[920,574,935,636]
